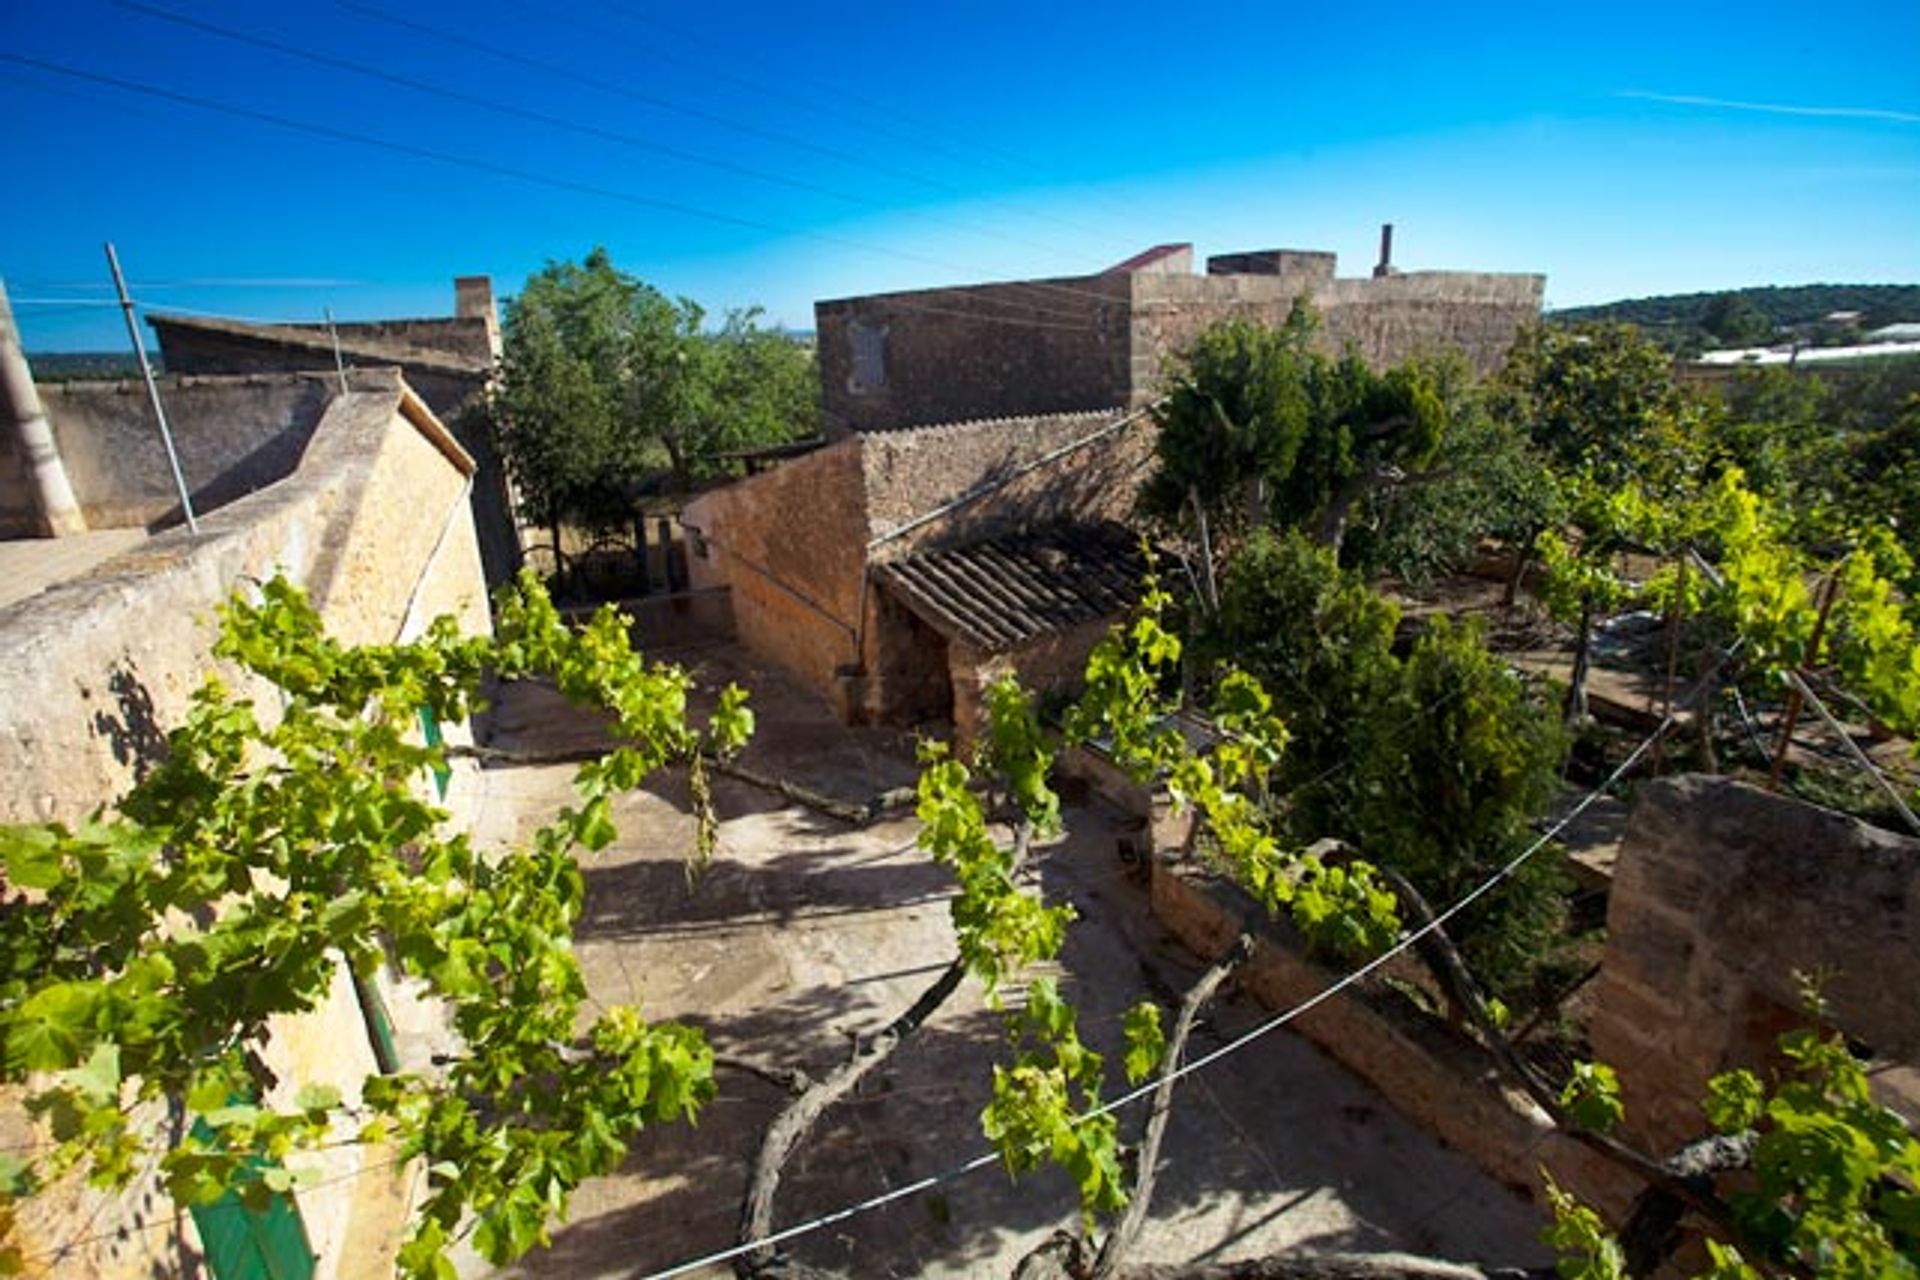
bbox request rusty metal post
[1767,572,1840,789]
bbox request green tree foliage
[1142,310,1449,555]
[1345,353,1563,583]
[1196,533,1571,995]
[1198,530,1400,840]
[490,248,817,530]
[0,574,754,1277]
[1350,618,1573,997]
[1700,292,1775,348]
[1493,322,1694,491]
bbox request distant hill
[1548,284,1920,354]
[27,351,150,381]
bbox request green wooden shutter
[418,705,452,799]
[187,1121,316,1280]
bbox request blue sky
[3,0,1916,351]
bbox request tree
[491,248,677,531]
[1492,322,1689,490]
[1142,311,1449,558]
[0,574,753,1278]
[1197,529,1400,842]
[1343,353,1561,585]
[1349,618,1572,999]
[1699,293,1774,348]
[490,249,818,530]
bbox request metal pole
[325,306,349,393]
[104,241,197,535]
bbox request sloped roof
[874,521,1147,652]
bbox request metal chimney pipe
[1373,223,1395,278]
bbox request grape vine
[0,572,751,1278]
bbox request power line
[577,0,1156,242]
[0,56,1114,336]
[327,0,1126,288]
[626,645,1738,1280]
[325,0,1146,317]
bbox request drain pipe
[0,280,87,536]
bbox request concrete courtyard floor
[457,633,1554,1280]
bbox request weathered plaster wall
[681,439,869,713]
[35,374,334,530]
[816,275,1131,433]
[0,417,33,537]
[0,372,486,1280]
[1589,776,1920,1156]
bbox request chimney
[454,275,501,363]
[1372,223,1396,278]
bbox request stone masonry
[1588,775,1920,1156]
[816,240,1543,432]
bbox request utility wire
[578,0,1158,242]
[117,0,1099,316]
[0,56,1112,337]
[627,643,1739,1280]
[329,0,1129,297]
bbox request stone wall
[816,252,1542,431]
[0,370,488,1280]
[686,408,1155,725]
[1148,859,1634,1216]
[1589,775,1920,1156]
[1319,271,1547,376]
[860,409,1153,562]
[681,438,870,713]
[816,275,1131,433]
[1127,266,1544,396]
[30,373,334,531]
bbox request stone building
[0,365,491,1280]
[146,277,522,587]
[682,406,1156,738]
[815,230,1545,433]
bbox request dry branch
[451,743,913,826]
[1091,935,1256,1279]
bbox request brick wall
[1589,776,1920,1155]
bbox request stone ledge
[1149,856,1636,1217]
